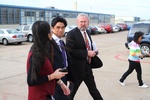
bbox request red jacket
[27,52,56,100]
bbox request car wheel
[140,43,150,54]
[28,35,33,42]
[17,42,22,44]
[98,32,101,34]
[2,39,8,45]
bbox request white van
[16,25,33,42]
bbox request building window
[1,8,8,24]
[89,14,99,24]
[14,9,20,24]
[0,8,1,24]
[39,11,45,17]
[99,14,105,23]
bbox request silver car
[0,29,27,45]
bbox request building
[0,4,115,28]
[115,16,140,24]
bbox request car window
[130,24,150,35]
[6,29,18,34]
[0,30,4,34]
[16,26,23,31]
[24,26,30,31]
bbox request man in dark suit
[48,16,74,100]
[66,13,103,100]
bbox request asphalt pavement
[0,31,150,100]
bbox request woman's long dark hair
[30,21,50,82]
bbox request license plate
[18,35,23,38]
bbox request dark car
[87,25,99,35]
[125,23,150,54]
[126,24,132,30]
[117,23,127,30]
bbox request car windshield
[6,29,18,34]
[130,24,150,35]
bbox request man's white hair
[76,13,90,21]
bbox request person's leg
[119,60,134,82]
[84,64,103,100]
[134,62,143,86]
[68,79,83,100]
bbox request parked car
[64,26,72,36]
[99,23,113,33]
[87,25,99,35]
[16,24,33,42]
[116,24,124,31]
[95,25,107,34]
[26,31,33,42]
[126,24,132,30]
[125,23,150,54]
[112,24,119,32]
[0,29,27,45]
[16,25,32,32]
[116,23,127,30]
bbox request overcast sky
[0,0,150,20]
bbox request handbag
[90,55,103,69]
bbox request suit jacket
[66,27,93,80]
[47,39,75,83]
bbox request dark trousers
[68,63,103,100]
[54,76,68,100]
[120,60,143,86]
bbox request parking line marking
[114,51,150,64]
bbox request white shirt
[52,34,68,67]
[52,34,61,47]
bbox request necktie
[59,40,67,68]
[84,32,90,50]
[83,32,91,63]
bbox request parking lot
[0,31,150,100]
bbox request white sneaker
[119,81,126,86]
[139,84,149,88]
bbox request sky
[0,0,150,20]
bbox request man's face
[76,16,89,31]
[52,22,65,38]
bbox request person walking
[26,21,70,100]
[66,13,103,100]
[119,31,149,88]
[48,16,74,100]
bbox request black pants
[68,63,103,100]
[54,76,68,100]
[120,60,143,86]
